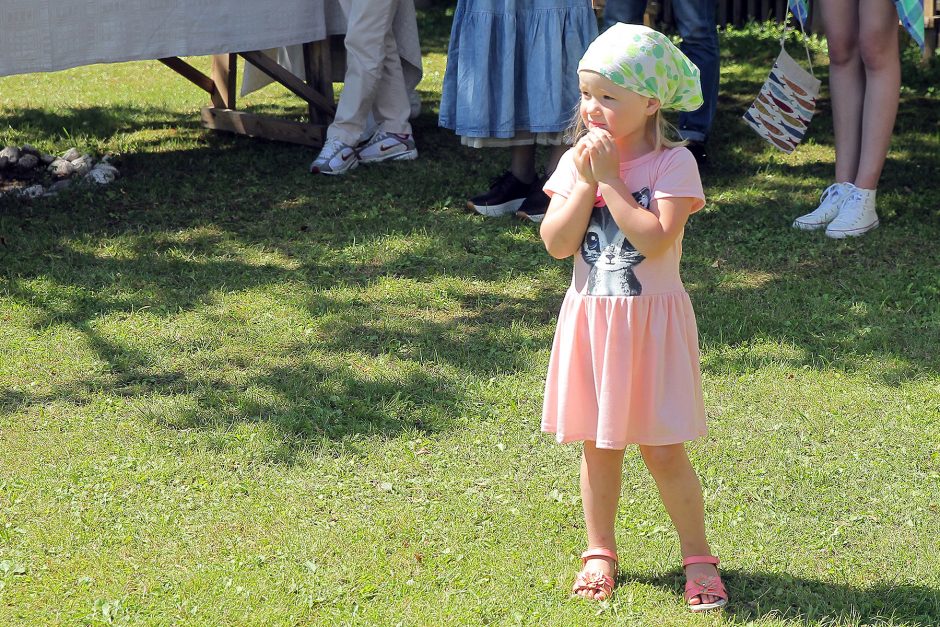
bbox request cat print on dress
[580,188,650,296]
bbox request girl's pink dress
[541,146,707,449]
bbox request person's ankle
[510,170,537,186]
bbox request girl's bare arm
[540,141,600,259]
[539,182,598,259]
[600,178,694,257]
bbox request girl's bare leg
[854,0,900,189]
[577,441,627,600]
[820,0,863,184]
[639,443,719,606]
[547,144,567,176]
[509,144,537,184]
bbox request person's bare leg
[546,144,568,176]
[639,444,719,606]
[509,144,537,184]
[854,0,900,189]
[820,0,863,184]
[577,441,626,600]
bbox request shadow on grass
[626,569,940,626]
[1,53,939,452]
[305,287,558,375]
[0,119,557,453]
[416,6,455,56]
[0,249,548,460]
[684,66,940,383]
[0,105,201,142]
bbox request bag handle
[780,10,816,78]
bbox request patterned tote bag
[743,14,821,154]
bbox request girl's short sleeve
[543,148,579,199]
[652,147,706,214]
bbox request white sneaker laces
[846,192,866,224]
[317,139,348,162]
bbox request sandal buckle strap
[682,554,719,567]
[580,548,618,564]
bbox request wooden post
[201,108,324,147]
[211,53,238,109]
[239,50,336,116]
[303,40,334,126]
[159,45,338,146]
[158,57,216,95]
[925,0,938,58]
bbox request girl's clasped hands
[573,128,620,186]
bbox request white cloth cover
[0,0,334,77]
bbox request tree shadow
[0,105,201,143]
[0,343,464,465]
[682,201,940,382]
[1,66,939,458]
[0,127,560,454]
[303,287,557,377]
[625,569,940,626]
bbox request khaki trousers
[328,0,413,145]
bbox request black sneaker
[685,140,708,168]
[467,171,535,217]
[515,184,550,223]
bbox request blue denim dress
[439,0,598,139]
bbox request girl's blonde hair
[566,107,686,151]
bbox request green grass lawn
[1,12,939,626]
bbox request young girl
[539,24,728,611]
[438,0,597,222]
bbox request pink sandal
[571,548,618,601]
[683,555,728,612]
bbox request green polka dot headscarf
[578,23,703,112]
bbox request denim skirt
[439,0,598,139]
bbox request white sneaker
[793,182,854,230]
[310,138,358,175]
[825,188,879,238]
[357,131,418,164]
